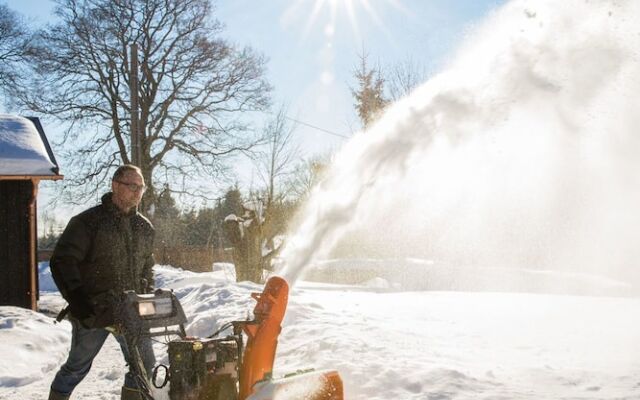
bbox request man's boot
[121,386,144,400]
[48,389,70,400]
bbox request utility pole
[130,43,140,166]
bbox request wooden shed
[0,115,62,310]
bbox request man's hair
[112,164,142,181]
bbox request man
[48,165,156,400]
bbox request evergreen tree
[220,188,244,218]
[152,185,185,248]
[351,50,387,129]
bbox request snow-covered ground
[301,258,636,297]
[1,262,640,400]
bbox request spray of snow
[279,0,640,292]
[246,371,328,400]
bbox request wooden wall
[0,180,36,308]
[155,245,232,272]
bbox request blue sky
[6,0,507,158]
[4,0,507,215]
[214,0,507,155]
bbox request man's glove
[66,287,95,322]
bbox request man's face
[112,170,145,211]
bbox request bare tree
[351,49,387,129]
[287,154,328,201]
[386,57,427,102]
[18,0,271,212]
[0,3,33,104]
[239,105,299,274]
[254,105,298,207]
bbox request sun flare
[283,0,407,42]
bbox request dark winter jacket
[51,192,155,327]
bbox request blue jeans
[50,318,156,396]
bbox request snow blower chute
[117,276,344,400]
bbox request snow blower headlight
[138,301,155,316]
[138,297,173,317]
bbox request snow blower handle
[237,276,289,400]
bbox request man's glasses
[115,180,147,193]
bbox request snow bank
[155,263,259,339]
[0,306,69,387]
[302,258,635,296]
[38,262,57,293]
[4,262,640,399]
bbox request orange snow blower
[117,276,343,400]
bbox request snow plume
[279,0,640,293]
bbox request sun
[283,0,407,43]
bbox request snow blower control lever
[117,277,344,400]
[117,289,188,400]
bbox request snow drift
[0,306,69,387]
[2,263,640,399]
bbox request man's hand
[66,287,95,322]
[140,278,152,294]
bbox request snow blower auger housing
[117,276,344,400]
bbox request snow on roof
[0,114,59,176]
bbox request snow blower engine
[117,276,343,400]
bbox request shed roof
[0,114,61,178]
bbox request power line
[283,116,351,139]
